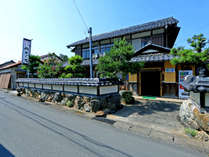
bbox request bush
[120,90,135,104]
[185,128,198,137]
[66,100,74,108]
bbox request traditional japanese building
[0,61,26,89]
[67,17,195,98]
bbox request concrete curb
[105,114,209,155]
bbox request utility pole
[88,27,93,78]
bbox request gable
[133,43,170,57]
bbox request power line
[73,0,89,34]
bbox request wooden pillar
[138,72,141,95]
[160,71,163,97]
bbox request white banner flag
[22,38,31,65]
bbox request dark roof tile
[67,17,179,48]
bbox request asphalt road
[0,90,207,157]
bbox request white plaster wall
[64,86,77,93]
[100,86,118,95]
[53,85,63,91]
[43,84,51,90]
[79,86,97,95]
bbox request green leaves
[170,34,209,71]
[37,53,63,78]
[96,38,143,79]
[61,55,86,78]
[21,55,41,78]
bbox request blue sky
[0,0,208,63]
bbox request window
[132,39,141,51]
[141,39,148,48]
[82,48,90,59]
[100,44,113,54]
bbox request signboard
[178,70,193,98]
[165,68,175,72]
[22,38,31,65]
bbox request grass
[185,128,198,137]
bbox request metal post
[88,27,93,78]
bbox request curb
[105,114,209,154]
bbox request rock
[39,92,47,102]
[47,94,54,102]
[74,96,84,110]
[90,99,101,113]
[193,108,209,132]
[61,97,68,106]
[84,103,91,112]
[95,111,106,117]
[52,92,62,103]
[179,99,209,132]
[25,89,30,97]
[195,131,209,142]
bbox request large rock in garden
[179,99,209,132]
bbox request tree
[170,34,209,74]
[59,54,69,62]
[21,55,41,78]
[96,38,144,79]
[60,55,86,78]
[37,53,63,78]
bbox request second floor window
[82,48,90,59]
[101,44,113,54]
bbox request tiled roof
[0,61,22,70]
[131,53,173,62]
[16,78,121,86]
[79,53,173,66]
[67,17,179,48]
[133,43,170,57]
[0,60,15,68]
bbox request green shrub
[121,90,135,104]
[66,100,74,108]
[185,128,198,137]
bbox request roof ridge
[93,17,177,37]
[67,17,179,48]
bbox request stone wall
[20,88,122,113]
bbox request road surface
[0,90,206,157]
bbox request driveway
[114,99,183,132]
[0,90,207,157]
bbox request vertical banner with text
[22,38,31,65]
